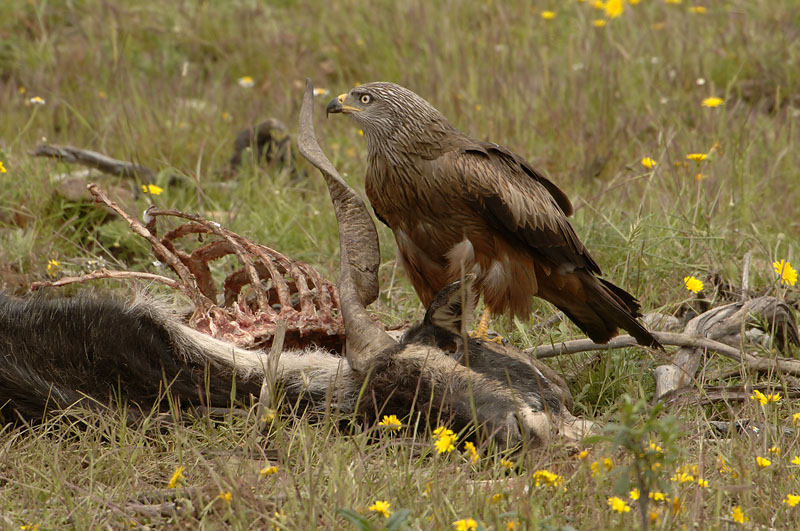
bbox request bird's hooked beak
[326,93,362,117]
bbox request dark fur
[0,283,569,446]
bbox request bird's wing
[437,142,601,274]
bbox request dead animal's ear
[424,274,477,334]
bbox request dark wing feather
[440,142,601,274]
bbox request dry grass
[1,0,799,528]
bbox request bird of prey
[326,82,659,347]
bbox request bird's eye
[360,94,372,104]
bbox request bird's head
[326,82,446,142]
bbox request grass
[1,0,799,528]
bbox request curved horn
[297,78,397,372]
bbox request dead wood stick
[528,331,800,376]
[30,268,184,292]
[668,385,800,407]
[32,143,156,181]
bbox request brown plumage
[326,82,659,347]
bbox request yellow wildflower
[671,496,683,515]
[533,469,564,488]
[684,275,704,293]
[368,500,392,518]
[767,392,782,403]
[237,76,255,88]
[453,518,478,531]
[769,446,781,456]
[695,172,705,181]
[475,104,482,112]
[702,96,723,107]
[29,96,46,105]
[578,450,590,460]
[500,458,515,469]
[604,0,623,18]
[358,129,364,136]
[464,441,479,464]
[591,461,600,477]
[731,505,748,524]
[98,90,106,99]
[221,111,232,122]
[718,457,740,478]
[607,496,630,513]
[0,161,6,173]
[433,427,457,454]
[259,465,278,477]
[686,153,708,161]
[591,1,606,10]
[541,10,556,19]
[641,157,656,169]
[603,458,614,471]
[649,491,666,502]
[784,494,800,507]
[648,441,663,453]
[689,6,707,14]
[312,87,330,97]
[756,456,771,468]
[793,412,800,425]
[219,491,232,503]
[697,478,709,488]
[629,0,640,4]
[751,389,768,405]
[260,408,276,423]
[21,525,39,531]
[378,414,403,432]
[18,86,27,94]
[773,259,798,286]
[792,456,800,466]
[167,466,185,488]
[593,19,607,27]
[648,510,659,524]
[141,184,164,195]
[505,521,518,530]
[47,259,61,278]
[665,0,683,4]
[629,488,640,501]
[670,471,694,484]
[490,492,505,504]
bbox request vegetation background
[1,0,799,528]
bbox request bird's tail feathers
[544,274,661,348]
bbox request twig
[32,143,155,181]
[527,331,800,376]
[741,250,752,301]
[30,268,184,292]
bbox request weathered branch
[529,330,800,375]
[32,143,155,181]
[30,268,184,293]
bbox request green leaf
[336,508,373,531]
[383,508,411,531]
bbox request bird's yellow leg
[470,307,504,344]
